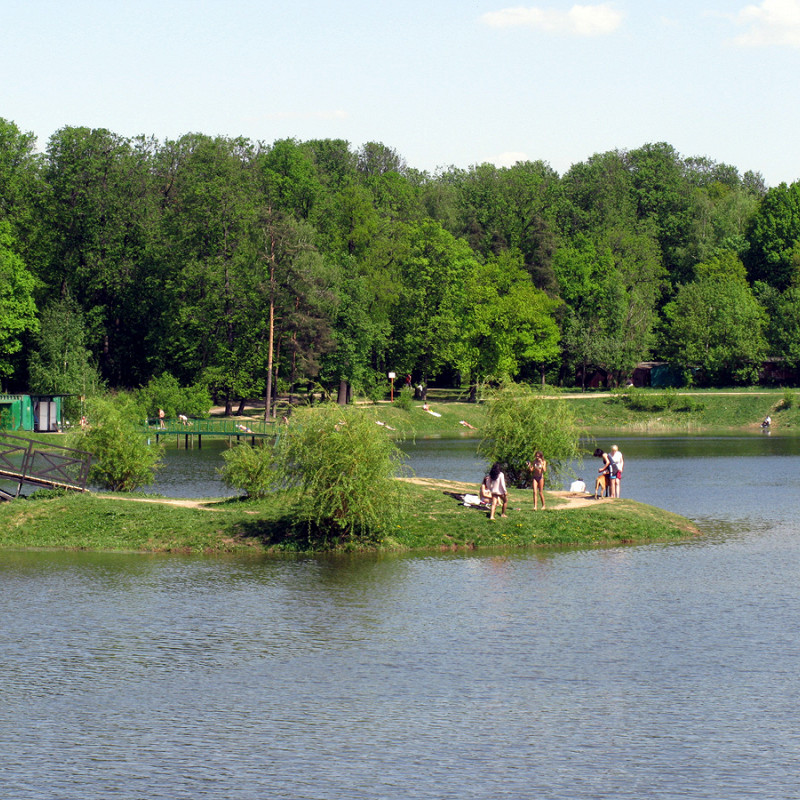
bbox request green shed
[0,394,65,432]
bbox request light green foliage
[137,372,211,419]
[661,276,767,385]
[28,295,103,418]
[460,250,561,381]
[554,227,664,382]
[393,385,414,410]
[760,284,800,371]
[69,394,163,491]
[270,403,407,540]
[746,180,800,289]
[219,442,273,498]
[390,220,477,379]
[478,383,582,487]
[0,219,38,380]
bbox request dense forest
[2,116,800,411]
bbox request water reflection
[4,530,800,799]
[10,434,795,798]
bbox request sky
[2,0,800,186]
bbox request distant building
[0,394,66,432]
[631,362,685,389]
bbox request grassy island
[0,479,699,555]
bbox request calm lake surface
[3,435,800,799]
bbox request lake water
[3,435,800,799]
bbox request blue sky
[2,0,799,186]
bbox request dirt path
[399,477,608,509]
[94,495,226,511]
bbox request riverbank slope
[0,479,699,554]
[222,387,799,439]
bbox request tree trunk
[263,225,276,421]
[337,379,348,406]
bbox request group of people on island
[469,444,625,519]
[592,444,624,499]
[475,451,548,520]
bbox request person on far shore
[527,451,547,511]
[610,444,624,498]
[488,462,507,520]
[158,408,165,429]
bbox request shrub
[138,372,212,420]
[68,394,163,491]
[270,403,407,541]
[393,385,414,410]
[478,383,582,487]
[219,442,273,498]
[781,389,795,410]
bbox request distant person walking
[158,408,165,429]
[488,462,507,520]
[528,451,547,511]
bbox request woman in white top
[610,444,624,498]
[488,462,507,520]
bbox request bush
[780,389,795,410]
[219,442,273,498]
[68,394,163,491]
[620,388,704,414]
[478,383,582,488]
[138,372,212,420]
[393,385,414,410]
[270,403,407,542]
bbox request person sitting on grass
[478,474,492,507]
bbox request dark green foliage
[0,115,795,397]
[621,388,703,413]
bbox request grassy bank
[291,387,800,438]
[0,479,699,555]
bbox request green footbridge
[144,417,275,448]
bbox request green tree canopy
[0,219,38,382]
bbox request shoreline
[0,477,701,556]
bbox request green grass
[0,480,699,555]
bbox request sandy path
[94,495,225,511]
[399,477,608,509]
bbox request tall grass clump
[478,383,582,487]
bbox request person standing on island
[610,444,624,498]
[527,451,547,511]
[488,462,507,520]
[593,448,611,499]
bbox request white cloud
[487,151,531,167]
[732,0,800,47]
[481,4,623,36]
